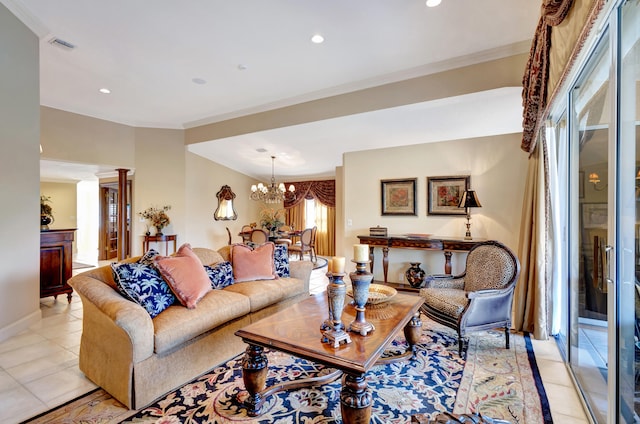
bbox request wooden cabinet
[40,229,76,302]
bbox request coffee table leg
[340,372,372,424]
[403,312,422,359]
[241,344,268,416]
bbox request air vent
[48,37,76,50]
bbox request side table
[142,234,177,256]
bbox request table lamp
[459,190,482,240]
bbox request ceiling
[2,0,540,181]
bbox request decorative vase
[40,214,53,230]
[405,262,426,288]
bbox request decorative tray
[347,284,397,306]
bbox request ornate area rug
[22,320,551,424]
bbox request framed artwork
[582,203,607,229]
[427,175,470,215]
[380,178,417,216]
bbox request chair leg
[505,327,510,349]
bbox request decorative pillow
[274,243,290,278]
[111,261,175,318]
[154,243,212,309]
[204,261,235,289]
[231,242,277,283]
[138,248,160,265]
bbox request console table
[357,235,485,284]
[142,234,177,256]
[40,229,76,302]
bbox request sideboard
[40,229,76,302]
[357,234,485,285]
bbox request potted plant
[40,195,54,230]
[259,207,285,236]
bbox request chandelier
[250,156,296,204]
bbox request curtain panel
[521,0,574,153]
[283,180,335,208]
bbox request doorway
[98,180,132,260]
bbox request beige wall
[342,133,527,282]
[0,4,41,339]
[185,152,261,249]
[40,182,78,231]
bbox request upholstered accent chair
[419,240,520,357]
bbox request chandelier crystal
[250,156,296,204]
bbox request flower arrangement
[259,207,285,230]
[139,205,171,234]
[40,195,53,218]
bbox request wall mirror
[213,185,238,221]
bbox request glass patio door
[571,30,611,424]
[615,2,639,421]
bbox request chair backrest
[250,229,269,244]
[310,226,317,245]
[463,241,520,292]
[299,228,313,246]
[241,225,252,242]
[225,227,232,245]
[279,225,292,233]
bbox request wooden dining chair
[249,229,269,244]
[240,225,253,243]
[288,227,313,261]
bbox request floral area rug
[21,320,552,424]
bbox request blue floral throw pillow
[204,261,235,290]
[111,261,176,318]
[274,244,290,278]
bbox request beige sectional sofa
[69,245,313,409]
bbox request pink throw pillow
[154,243,212,309]
[231,243,277,283]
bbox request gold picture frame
[427,175,470,216]
[380,178,417,216]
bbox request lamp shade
[458,190,482,208]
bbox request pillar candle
[353,244,369,262]
[327,258,333,273]
[332,256,346,274]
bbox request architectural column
[117,168,129,260]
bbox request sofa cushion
[192,247,225,266]
[223,277,305,311]
[152,289,251,355]
[231,243,277,283]
[154,243,212,309]
[111,262,176,318]
[204,261,235,289]
[274,244,290,278]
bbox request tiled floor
[0,261,591,424]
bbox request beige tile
[529,337,563,362]
[32,319,83,339]
[49,329,83,350]
[24,366,97,405]
[536,357,574,387]
[0,332,46,354]
[5,348,78,384]
[0,384,48,424]
[551,411,589,424]
[0,340,68,369]
[544,381,589,419]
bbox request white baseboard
[0,309,42,343]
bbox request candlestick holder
[348,260,375,336]
[322,272,352,348]
[320,272,334,331]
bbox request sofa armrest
[288,260,314,293]
[69,273,155,363]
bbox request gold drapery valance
[284,180,335,208]
[521,0,574,153]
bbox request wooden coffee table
[235,292,424,423]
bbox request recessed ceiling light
[99,88,111,94]
[426,0,441,6]
[256,148,268,153]
[192,77,207,85]
[237,64,248,70]
[311,34,324,44]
